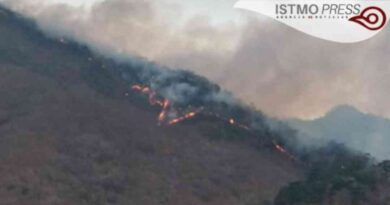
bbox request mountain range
[0,4,389,205]
[287,105,390,161]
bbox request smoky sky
[1,0,390,119]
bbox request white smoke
[1,0,390,161]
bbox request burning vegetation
[131,84,201,125]
[0,5,390,205]
[131,84,297,161]
[126,54,390,205]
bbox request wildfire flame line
[273,141,298,161]
[229,118,250,130]
[131,84,298,161]
[168,108,204,125]
[158,99,170,123]
[132,85,200,125]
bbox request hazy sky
[2,0,390,120]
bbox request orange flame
[275,144,288,154]
[228,118,249,130]
[168,109,202,125]
[130,84,299,162]
[142,87,151,94]
[158,99,170,122]
[132,85,163,106]
[274,142,297,161]
[132,84,203,125]
[131,85,143,91]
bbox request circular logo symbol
[349,7,387,30]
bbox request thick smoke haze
[287,105,390,161]
[1,0,390,120]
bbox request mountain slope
[2,6,390,205]
[287,105,390,161]
[0,6,302,205]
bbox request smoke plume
[1,0,390,161]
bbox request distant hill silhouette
[288,105,390,161]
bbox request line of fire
[131,84,298,162]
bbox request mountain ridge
[287,104,390,161]
[1,4,390,205]
[0,5,304,205]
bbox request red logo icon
[349,7,387,30]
